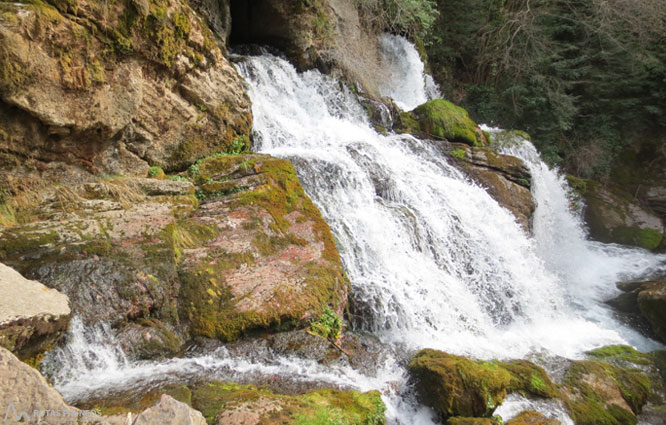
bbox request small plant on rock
[310,306,341,340]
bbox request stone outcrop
[607,279,666,343]
[575,181,664,250]
[407,349,558,420]
[0,262,70,361]
[0,154,348,354]
[444,143,535,232]
[0,345,205,424]
[0,0,252,198]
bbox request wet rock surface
[607,279,666,343]
[444,142,535,232]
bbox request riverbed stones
[0,262,70,361]
[506,411,562,425]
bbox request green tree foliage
[357,0,439,38]
[426,0,666,178]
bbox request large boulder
[0,0,252,196]
[0,346,205,424]
[576,181,664,250]
[407,349,558,420]
[561,360,651,425]
[399,99,488,146]
[505,411,562,425]
[0,262,70,363]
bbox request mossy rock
[586,345,652,367]
[408,349,558,420]
[505,411,561,425]
[562,360,650,425]
[581,181,664,251]
[400,99,486,146]
[179,154,349,342]
[408,350,508,419]
[190,381,386,425]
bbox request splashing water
[43,37,666,425]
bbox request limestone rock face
[0,262,70,360]
[580,182,664,250]
[445,143,535,232]
[0,0,251,195]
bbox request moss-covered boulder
[190,381,385,425]
[562,360,651,425]
[575,180,664,250]
[178,154,348,342]
[505,411,561,425]
[407,349,558,420]
[399,99,487,146]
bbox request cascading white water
[43,37,666,425]
[378,34,440,110]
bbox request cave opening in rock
[228,0,290,50]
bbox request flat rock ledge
[0,262,71,360]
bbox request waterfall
[42,37,665,425]
[377,34,440,110]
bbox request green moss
[566,175,589,195]
[500,360,560,398]
[0,45,32,93]
[0,230,60,259]
[148,166,165,179]
[587,345,652,366]
[402,100,485,146]
[450,148,467,160]
[612,227,663,251]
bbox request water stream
[42,37,666,424]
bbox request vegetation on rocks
[189,381,385,425]
[399,99,486,146]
